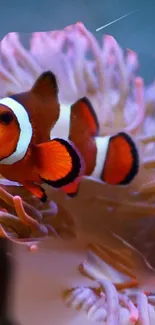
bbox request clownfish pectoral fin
[35,138,85,191]
[22,181,47,202]
[101,132,139,185]
[61,180,80,197]
[31,71,58,98]
[70,97,99,138]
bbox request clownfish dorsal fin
[101,132,139,185]
[70,97,100,138]
[31,71,58,98]
[68,97,99,176]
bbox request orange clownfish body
[51,96,139,189]
[0,71,85,201]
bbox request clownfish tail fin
[101,132,139,185]
[35,138,85,195]
[70,97,99,139]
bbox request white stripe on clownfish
[50,102,111,179]
[91,136,111,178]
[0,97,33,165]
[50,103,71,140]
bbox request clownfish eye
[0,112,13,125]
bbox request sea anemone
[0,22,155,324]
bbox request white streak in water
[96,9,139,32]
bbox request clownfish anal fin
[31,71,58,97]
[101,132,139,185]
[61,180,80,197]
[22,181,47,202]
[70,97,99,137]
[36,138,84,192]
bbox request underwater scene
[0,21,155,325]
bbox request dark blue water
[0,0,154,84]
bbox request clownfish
[51,94,139,194]
[0,71,85,202]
